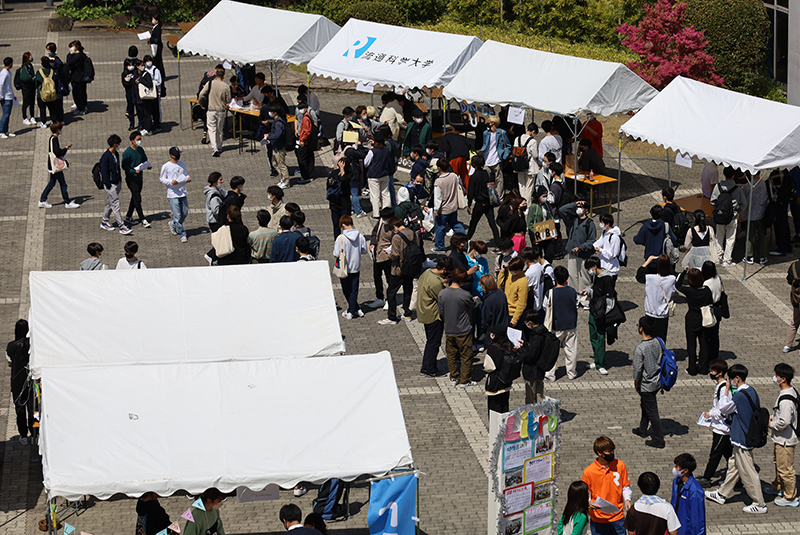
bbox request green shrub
[514,0,645,44]
[341,1,403,26]
[306,0,442,25]
[686,0,770,95]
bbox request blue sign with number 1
[368,473,417,535]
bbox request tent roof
[620,76,800,173]
[176,0,340,65]
[28,263,345,377]
[442,40,657,117]
[41,352,412,500]
[307,18,482,88]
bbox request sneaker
[278,182,290,189]
[588,363,597,370]
[100,222,114,231]
[445,229,454,237]
[742,504,767,514]
[203,254,213,265]
[39,122,49,129]
[295,178,311,185]
[631,427,647,438]
[169,221,177,235]
[341,311,353,320]
[119,226,133,235]
[431,247,448,253]
[180,235,188,243]
[705,490,726,505]
[770,250,785,256]
[378,318,398,325]
[23,118,32,125]
[293,485,308,497]
[774,497,799,507]
[64,201,79,209]
[598,367,608,375]
[125,218,139,226]
[400,315,412,322]
[722,261,736,268]
[695,477,713,488]
[6,132,15,137]
[357,309,364,318]
[783,345,791,353]
[759,257,768,265]
[383,301,389,310]
[745,257,754,265]
[140,129,151,136]
[38,201,52,209]
[420,371,437,378]
[457,380,478,387]
[763,485,783,497]
[212,150,221,158]
[141,219,151,228]
[450,378,457,386]
[371,215,380,220]
[645,438,665,449]
[0,133,7,139]
[368,299,385,309]
[71,103,77,110]
[19,436,27,445]
[355,212,368,218]
[544,376,555,383]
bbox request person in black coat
[6,319,36,444]
[466,154,500,243]
[220,176,246,224]
[217,205,251,266]
[66,40,89,114]
[676,267,714,376]
[328,156,353,238]
[148,13,166,96]
[280,504,323,535]
[135,492,173,535]
[520,309,558,404]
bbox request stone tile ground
[0,4,799,535]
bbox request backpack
[656,337,677,391]
[742,388,770,449]
[670,209,691,244]
[423,157,439,197]
[281,117,296,149]
[713,185,737,225]
[397,231,424,278]
[297,228,320,258]
[83,55,95,83]
[91,161,104,190]
[776,393,800,436]
[662,223,680,264]
[398,201,423,233]
[540,265,555,295]
[496,346,524,387]
[618,236,628,267]
[789,262,800,306]
[39,69,57,103]
[540,330,561,372]
[13,67,22,90]
[312,478,348,520]
[511,137,533,172]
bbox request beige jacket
[379,101,407,140]
[199,79,231,112]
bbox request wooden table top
[566,172,617,186]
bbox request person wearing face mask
[66,40,88,115]
[768,363,798,507]
[263,104,290,188]
[133,59,154,135]
[183,488,226,535]
[79,242,108,271]
[100,134,133,235]
[334,106,355,151]
[561,198,596,308]
[204,172,226,233]
[402,108,431,158]
[483,324,518,416]
[527,185,557,262]
[697,359,733,488]
[121,57,140,131]
[581,435,631,535]
[705,364,768,514]
[355,105,378,134]
[593,213,623,280]
[265,185,285,231]
[159,146,191,243]
[536,151,555,190]
[582,257,616,376]
[538,120,562,165]
[121,130,152,228]
[142,55,162,133]
[631,316,665,449]
[45,43,67,123]
[670,454,705,535]
[116,241,146,270]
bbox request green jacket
[403,121,432,156]
[416,268,446,324]
[19,64,36,87]
[183,508,224,535]
[526,202,554,233]
[121,145,148,183]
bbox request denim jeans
[590,519,626,535]
[350,178,363,215]
[40,171,70,203]
[340,272,360,315]
[0,99,12,134]
[434,212,465,250]
[168,196,189,237]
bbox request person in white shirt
[697,359,733,488]
[116,241,147,269]
[159,147,191,242]
[538,120,562,165]
[515,123,540,204]
[242,72,266,106]
[0,57,18,138]
[593,213,622,278]
[480,115,511,198]
[378,92,406,141]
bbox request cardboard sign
[531,220,557,242]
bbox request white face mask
[540,196,547,204]
[146,62,153,68]
[69,47,76,53]
[361,115,368,121]
[127,65,134,71]
[414,117,423,124]
[268,112,275,118]
[426,149,433,155]
[589,269,596,277]
[268,195,274,202]
[672,467,684,478]
[135,139,142,147]
[576,207,585,216]
[773,376,782,386]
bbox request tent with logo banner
[443,40,658,224]
[29,264,413,503]
[620,76,800,279]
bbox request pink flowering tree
[617,0,723,90]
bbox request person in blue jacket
[480,115,511,199]
[671,453,706,535]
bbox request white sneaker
[203,254,213,265]
[383,301,389,310]
[141,219,151,228]
[368,299,385,309]
[39,122,49,129]
[783,346,791,353]
[0,133,7,139]
[722,261,736,268]
[588,363,597,370]
[71,103,77,110]
[169,221,177,235]
[341,311,353,320]
[119,226,133,235]
[705,490,726,505]
[293,485,308,497]
[38,201,52,209]
[5,133,15,137]
[357,309,364,318]
[23,118,31,125]
[446,229,454,237]
[180,235,188,243]
[64,201,79,209]
[278,182,290,189]
[742,504,767,514]
[598,367,609,375]
[100,222,114,231]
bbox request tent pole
[178,50,182,131]
[572,116,578,196]
[666,148,671,188]
[618,132,623,227]
[429,90,433,133]
[743,176,754,281]
[443,96,447,133]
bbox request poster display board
[489,400,560,535]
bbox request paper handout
[138,31,151,40]
[594,496,620,514]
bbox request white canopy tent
[28,262,345,378]
[174,0,340,128]
[307,18,482,88]
[41,352,413,500]
[620,76,800,278]
[443,40,658,220]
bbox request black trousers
[13,387,36,438]
[792,201,800,235]
[387,274,413,321]
[330,201,351,238]
[144,98,160,128]
[488,391,510,417]
[702,432,732,480]
[422,319,443,374]
[373,260,391,300]
[685,312,709,375]
[72,81,87,111]
[774,202,792,253]
[638,390,663,442]
[37,98,59,123]
[649,316,669,342]
[136,102,150,131]
[296,145,315,180]
[21,86,35,119]
[125,179,144,220]
[705,320,720,362]
[467,202,499,242]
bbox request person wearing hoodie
[634,205,677,260]
[135,492,173,535]
[204,172,226,232]
[219,175,246,224]
[334,215,368,320]
[560,198,596,308]
[379,217,417,325]
[710,168,747,267]
[266,185,285,232]
[635,255,677,342]
[593,214,622,279]
[79,242,108,271]
[369,207,396,310]
[394,185,424,236]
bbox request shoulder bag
[701,304,717,328]
[332,235,348,279]
[49,136,68,172]
[139,77,157,100]
[211,225,234,258]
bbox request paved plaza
[1,4,799,534]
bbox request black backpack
[540,330,561,372]
[91,160,104,190]
[496,347,524,386]
[776,393,800,436]
[671,209,691,244]
[540,266,555,295]
[297,228,320,258]
[618,236,628,267]
[398,201,423,234]
[281,117,296,149]
[13,67,22,90]
[83,55,95,83]
[511,137,532,172]
[742,388,770,449]
[397,231,424,278]
[713,185,737,225]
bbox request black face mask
[602,452,615,463]
[125,253,134,259]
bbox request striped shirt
[248,227,278,262]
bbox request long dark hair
[488,326,515,354]
[562,480,589,524]
[693,210,707,233]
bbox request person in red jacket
[295,98,316,185]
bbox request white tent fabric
[28,263,345,377]
[40,352,412,500]
[620,76,800,174]
[307,18,482,88]
[442,40,657,117]
[176,0,340,65]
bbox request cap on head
[169,146,181,157]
